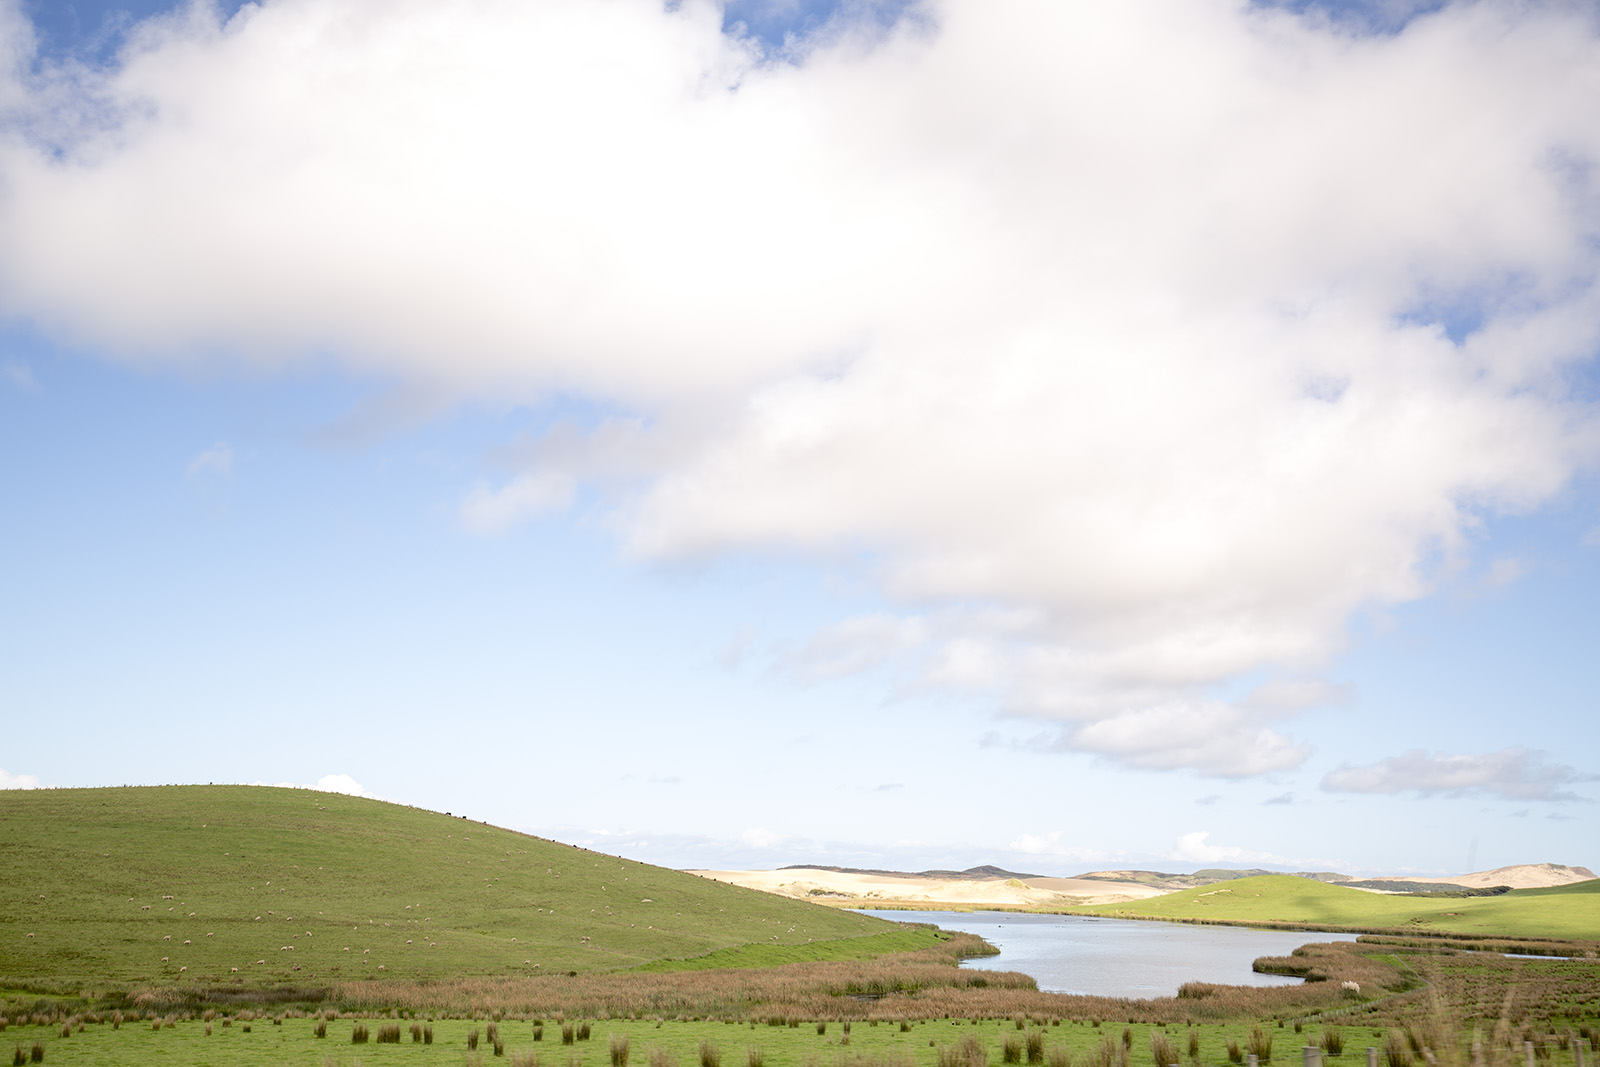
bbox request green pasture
[14,1015,1586,1067]
[1076,876,1600,939]
[0,786,903,988]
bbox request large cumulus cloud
[1,0,1597,775]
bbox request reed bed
[321,940,1399,1024]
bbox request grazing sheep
[161,957,168,963]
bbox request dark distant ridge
[778,864,1048,880]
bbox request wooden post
[1366,1048,1378,1067]
[1525,1040,1535,1067]
[1305,1046,1321,1067]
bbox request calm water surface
[857,910,1358,998]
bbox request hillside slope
[0,786,919,988]
[1077,874,1600,939]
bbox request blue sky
[1,0,1597,878]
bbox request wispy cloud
[2,361,38,390]
[460,472,573,535]
[0,768,42,789]
[185,441,233,478]
[1321,747,1592,801]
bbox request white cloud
[185,441,232,478]
[2,0,1599,774]
[1321,747,1591,801]
[460,472,574,534]
[1171,831,1286,867]
[2,360,36,389]
[739,827,785,849]
[1006,831,1110,864]
[0,767,41,789]
[257,773,382,799]
[313,773,380,798]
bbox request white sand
[687,868,1170,908]
[1378,863,1597,889]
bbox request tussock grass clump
[411,1023,423,1042]
[1385,1035,1413,1067]
[649,1048,677,1067]
[377,1024,402,1044]
[563,1024,576,1045]
[351,1023,369,1044]
[511,1053,541,1067]
[1321,1030,1344,1056]
[469,1028,481,1050]
[30,1045,43,1065]
[488,1023,501,1047]
[611,1033,632,1067]
[579,1023,593,1041]
[1003,1035,1024,1064]
[425,1025,435,1044]
[314,1020,327,1038]
[11,1046,23,1067]
[1026,1029,1045,1064]
[700,1038,722,1067]
[938,1035,989,1067]
[1226,1041,1242,1064]
[1187,1031,1200,1061]
[1047,1047,1071,1067]
[534,1026,545,1042]
[1151,1031,1178,1067]
[747,1050,764,1067]
[1247,1027,1273,1063]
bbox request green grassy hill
[1077,874,1600,939]
[0,785,929,989]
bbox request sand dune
[1380,863,1597,890]
[687,867,1169,907]
[689,862,1595,910]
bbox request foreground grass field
[0,786,924,988]
[1074,877,1600,940]
[1,1012,1595,1067]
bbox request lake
[856,909,1359,998]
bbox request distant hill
[778,864,1048,881]
[0,785,924,988]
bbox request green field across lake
[1075,874,1600,939]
